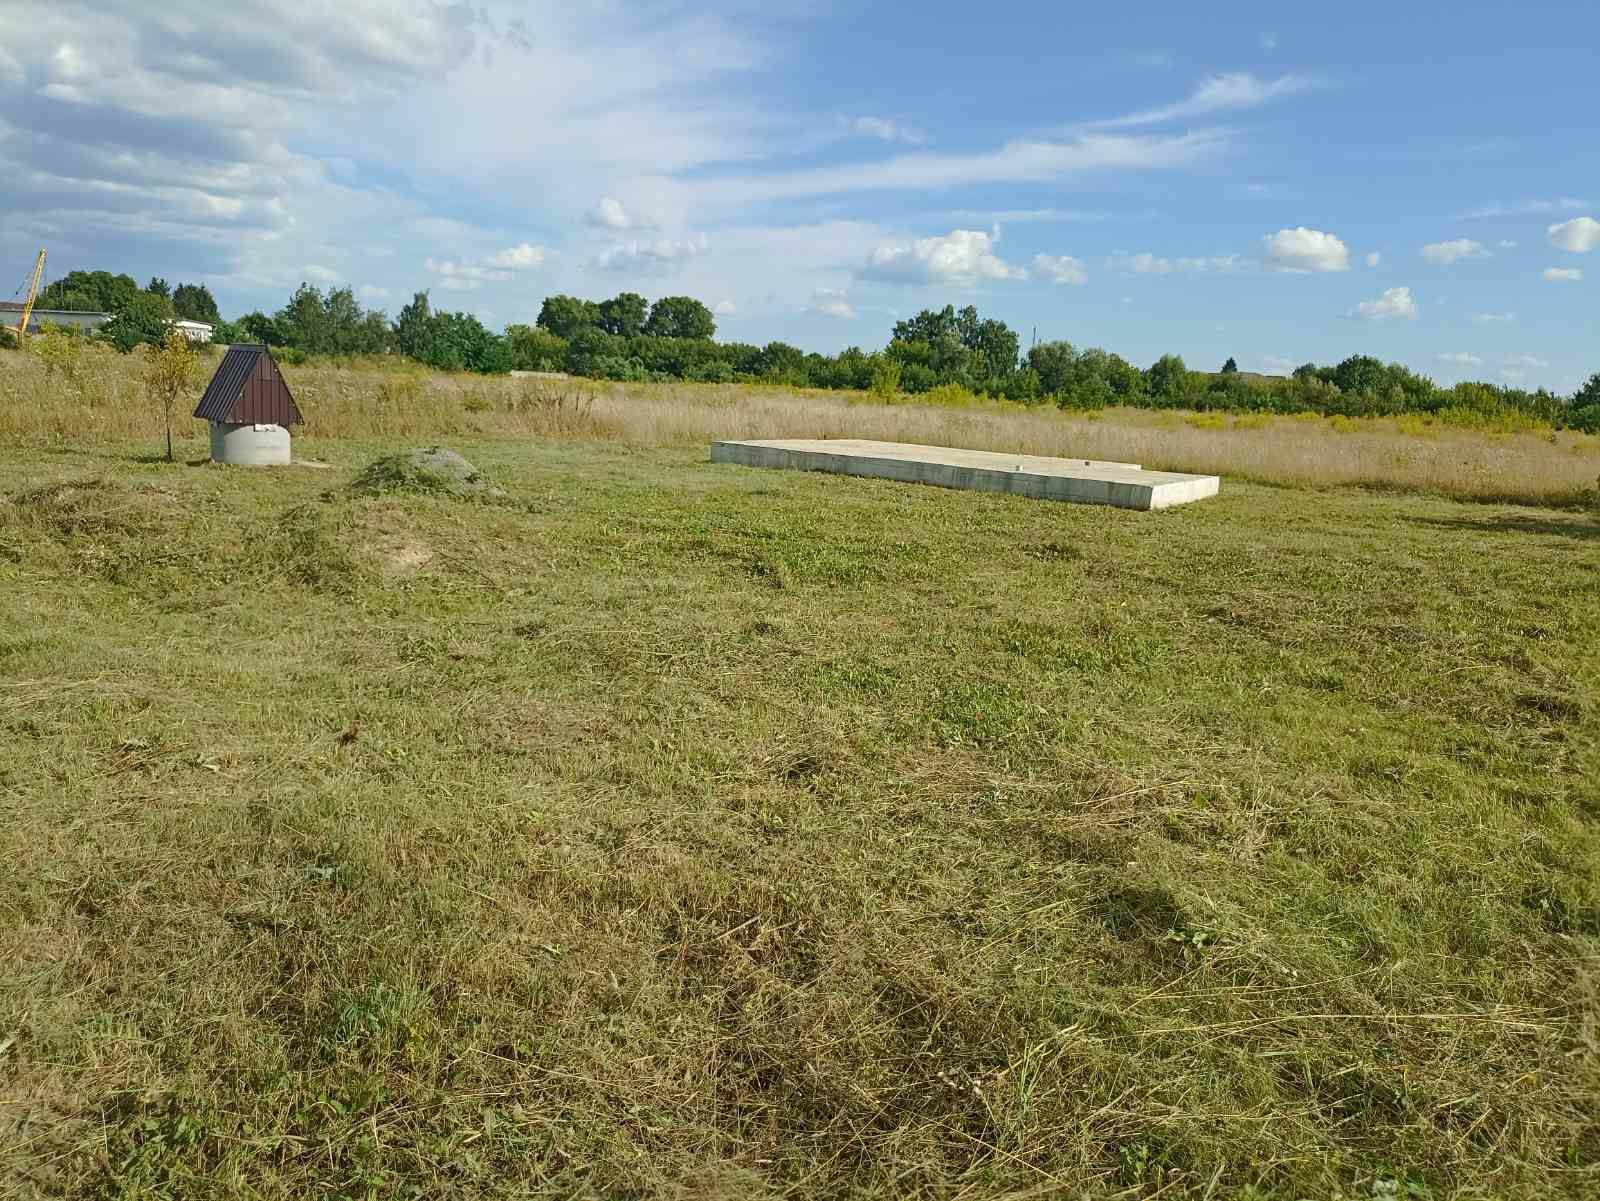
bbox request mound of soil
[348,447,505,499]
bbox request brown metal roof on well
[194,345,303,426]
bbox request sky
[1,1,1596,393]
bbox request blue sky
[1,1,1596,391]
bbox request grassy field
[2,411,1597,1200]
[3,343,1598,508]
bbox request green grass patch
[2,439,1598,1198]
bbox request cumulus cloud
[488,242,545,269]
[424,241,545,290]
[1101,72,1320,127]
[1548,216,1600,253]
[357,284,391,301]
[860,228,1025,285]
[0,0,487,302]
[807,288,856,319]
[1421,238,1488,265]
[597,234,710,271]
[1348,286,1417,320]
[1111,252,1239,274]
[587,197,635,229]
[0,45,22,85]
[1262,227,1350,272]
[713,299,736,316]
[424,258,506,290]
[1498,240,1517,249]
[849,116,926,145]
[1543,267,1583,282]
[303,264,339,283]
[1032,254,1088,285]
[1502,354,1549,368]
[0,1,792,305]
[1437,352,1483,366]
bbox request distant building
[171,319,215,343]
[0,302,110,334]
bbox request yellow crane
[8,248,46,343]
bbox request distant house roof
[0,301,109,317]
[194,344,303,427]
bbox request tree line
[17,274,1600,432]
[28,271,223,353]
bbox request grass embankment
[3,344,1598,507]
[1,436,1597,1198]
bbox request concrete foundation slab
[711,438,1219,511]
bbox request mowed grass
[1,436,1598,1200]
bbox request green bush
[899,362,937,394]
[868,359,901,401]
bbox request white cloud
[1100,72,1320,127]
[423,241,544,290]
[597,233,710,271]
[487,242,545,269]
[696,130,1226,209]
[1032,253,1088,285]
[357,284,391,301]
[49,42,92,85]
[1348,286,1417,320]
[860,228,1025,285]
[1111,252,1240,274]
[1458,198,1587,219]
[1261,33,1279,50]
[1436,352,1483,366]
[1260,355,1297,373]
[713,299,736,316]
[1262,227,1350,273]
[0,45,22,85]
[425,257,506,290]
[1421,238,1488,265]
[1366,251,1381,267]
[849,116,926,145]
[0,0,490,304]
[1548,216,1600,253]
[807,288,855,319]
[587,196,635,229]
[590,219,889,316]
[0,1,768,302]
[1503,354,1549,368]
[1471,312,1514,323]
[303,264,339,283]
[1543,267,1583,282]
[1498,240,1517,249]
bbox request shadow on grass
[124,452,214,467]
[1411,513,1600,541]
